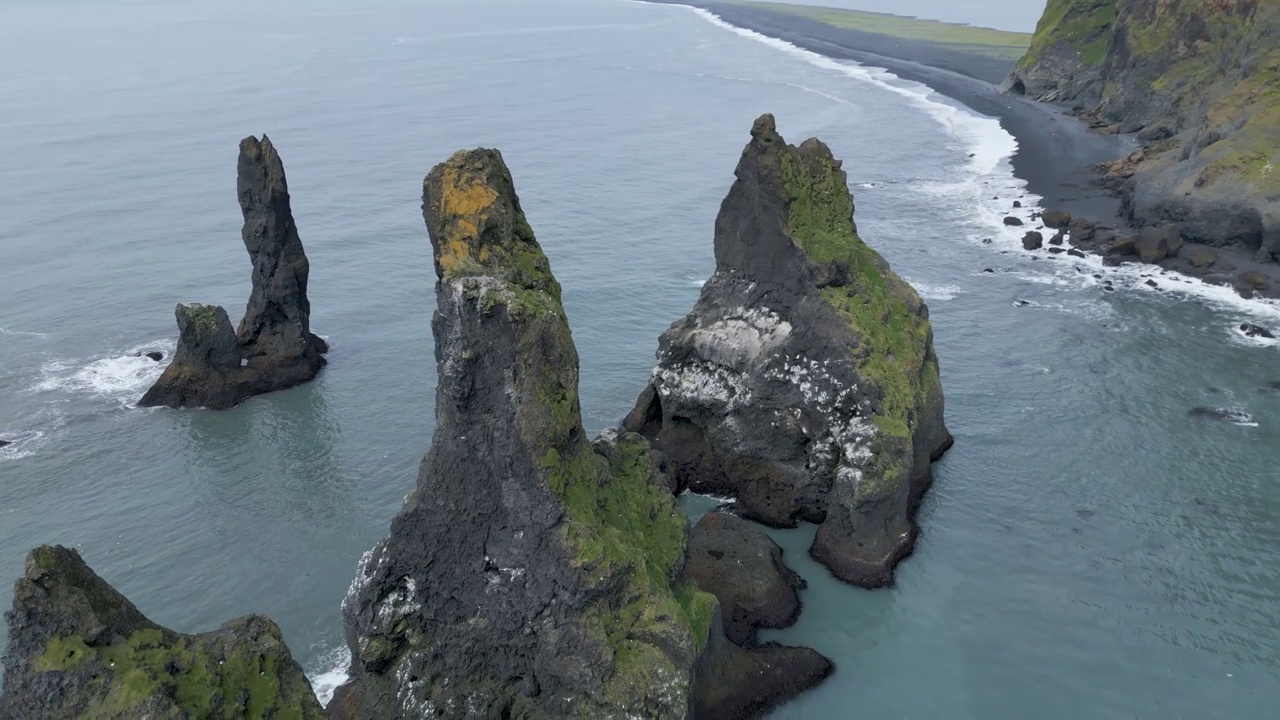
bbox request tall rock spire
[139,135,328,409]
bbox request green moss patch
[33,627,317,719]
[779,146,933,450]
[1018,0,1116,69]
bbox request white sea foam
[677,4,1280,327]
[0,326,49,338]
[33,339,175,407]
[308,645,351,707]
[0,430,46,462]
[905,280,962,301]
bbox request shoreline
[648,0,1280,304]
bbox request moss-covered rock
[624,114,952,588]
[0,546,324,720]
[334,149,728,719]
[1009,0,1280,258]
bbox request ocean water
[2,0,1279,717]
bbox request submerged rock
[685,513,804,647]
[624,115,952,587]
[333,147,825,718]
[1189,406,1254,425]
[0,439,9,448]
[1240,323,1276,339]
[139,136,327,409]
[0,545,323,719]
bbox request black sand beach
[650,0,1280,296]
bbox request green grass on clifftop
[1018,0,1116,68]
[723,0,1030,59]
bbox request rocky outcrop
[139,135,327,409]
[685,513,804,647]
[332,147,827,718]
[0,545,323,719]
[1006,0,1279,259]
[1023,231,1044,250]
[624,115,952,588]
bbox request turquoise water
[2,0,1278,717]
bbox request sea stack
[0,545,324,719]
[138,135,327,409]
[332,148,829,718]
[625,114,953,587]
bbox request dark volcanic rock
[1022,231,1044,250]
[1050,230,1066,245]
[1048,247,1066,255]
[1003,216,1024,227]
[691,629,833,720]
[1013,200,1022,208]
[0,545,323,719]
[0,439,9,448]
[1040,209,1071,229]
[685,513,803,647]
[1240,323,1276,339]
[136,304,249,409]
[139,135,327,410]
[1103,254,1125,267]
[1068,218,1095,242]
[1136,230,1169,264]
[333,148,815,718]
[1067,248,1087,258]
[235,135,328,371]
[624,115,952,588]
[1109,236,1137,256]
[144,351,163,362]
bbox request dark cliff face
[0,545,323,719]
[1007,0,1279,258]
[332,149,718,719]
[139,135,328,409]
[625,114,951,588]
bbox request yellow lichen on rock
[433,163,498,274]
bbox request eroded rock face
[0,546,323,720]
[333,149,720,719]
[624,114,952,588]
[139,135,327,409]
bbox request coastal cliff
[332,148,828,718]
[0,546,323,719]
[625,114,952,587]
[139,135,328,409]
[1005,0,1279,260]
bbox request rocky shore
[138,135,329,410]
[644,0,1280,301]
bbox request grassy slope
[714,0,1030,59]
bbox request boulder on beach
[1068,248,1087,258]
[138,135,328,410]
[624,114,952,588]
[1103,254,1125,267]
[1013,200,1022,208]
[1068,218,1095,241]
[1023,231,1044,250]
[1040,209,1071,228]
[0,546,324,720]
[1091,229,1117,247]
[1185,247,1219,269]
[1109,236,1137,256]
[1137,225,1183,263]
[1050,230,1066,245]
[1048,246,1066,254]
[685,512,804,647]
[1004,216,1024,227]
